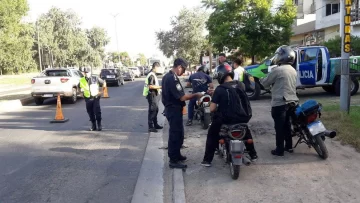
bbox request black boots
[90,122,97,131]
[90,121,102,131]
[149,123,163,132]
[97,121,102,131]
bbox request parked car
[31,68,82,105]
[100,68,124,87]
[138,66,145,76]
[122,69,135,81]
[129,67,141,78]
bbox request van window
[303,49,318,62]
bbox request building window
[293,0,299,6]
[326,3,340,16]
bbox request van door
[315,47,330,85]
[298,48,319,85]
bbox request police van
[245,45,360,100]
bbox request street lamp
[36,21,42,71]
[110,13,121,64]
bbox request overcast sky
[27,0,282,59]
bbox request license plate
[43,94,53,97]
[204,107,210,113]
[307,121,326,136]
[106,75,115,78]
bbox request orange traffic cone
[50,94,69,123]
[182,106,187,115]
[102,82,109,98]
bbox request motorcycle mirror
[265,60,271,66]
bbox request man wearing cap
[162,58,204,169]
[143,62,163,132]
[79,67,105,131]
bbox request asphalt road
[0,78,150,203]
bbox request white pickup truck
[31,68,83,105]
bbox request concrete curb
[173,169,186,203]
[131,102,166,203]
[0,96,33,112]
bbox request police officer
[79,67,105,131]
[162,58,204,169]
[143,62,163,132]
[260,45,299,156]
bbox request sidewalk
[157,79,360,203]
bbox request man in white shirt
[233,58,245,82]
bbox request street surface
[177,87,360,203]
[0,79,149,203]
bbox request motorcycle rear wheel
[313,135,329,160]
[202,113,211,129]
[230,162,240,180]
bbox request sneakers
[285,148,294,153]
[249,154,258,161]
[201,161,211,167]
[186,120,192,126]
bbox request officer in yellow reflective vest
[79,67,104,131]
[143,62,163,132]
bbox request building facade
[290,0,360,46]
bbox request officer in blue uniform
[162,58,204,169]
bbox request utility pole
[36,22,42,72]
[340,0,352,113]
[110,13,121,65]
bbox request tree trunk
[251,55,255,65]
[209,49,213,74]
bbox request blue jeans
[188,98,197,120]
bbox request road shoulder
[131,102,166,203]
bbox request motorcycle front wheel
[229,161,240,180]
[312,135,329,160]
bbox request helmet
[273,45,296,65]
[213,63,233,84]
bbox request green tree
[204,0,296,64]
[36,7,108,68]
[86,27,110,60]
[137,53,147,65]
[109,51,132,66]
[156,7,208,65]
[322,35,360,57]
[0,0,36,74]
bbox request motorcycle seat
[220,123,248,131]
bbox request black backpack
[217,81,252,123]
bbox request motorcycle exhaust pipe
[324,130,336,139]
[242,156,251,166]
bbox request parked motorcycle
[188,91,212,129]
[194,94,212,129]
[218,123,253,180]
[289,99,336,159]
